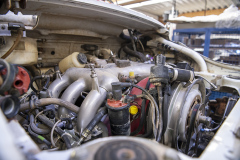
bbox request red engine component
[13,66,31,95]
[130,77,155,134]
[1,66,30,96]
[107,98,128,108]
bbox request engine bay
[0,1,240,160]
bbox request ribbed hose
[19,98,79,113]
[30,114,50,135]
[2,29,23,59]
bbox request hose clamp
[172,69,178,81]
[61,132,72,138]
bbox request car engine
[0,1,240,160]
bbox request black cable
[132,83,160,141]
[162,86,168,135]
[131,79,151,136]
[130,99,146,136]
[156,85,163,142]
[138,102,153,138]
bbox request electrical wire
[51,120,61,148]
[2,29,23,59]
[195,75,217,90]
[35,111,44,124]
[135,93,159,140]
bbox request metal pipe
[48,63,152,98]
[48,63,153,132]
[156,37,208,72]
[77,87,107,133]
[48,76,70,98]
[59,79,86,118]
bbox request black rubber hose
[28,125,51,146]
[30,75,42,93]
[162,86,168,135]
[29,114,50,135]
[130,99,146,136]
[84,107,107,133]
[123,46,147,62]
[36,112,72,149]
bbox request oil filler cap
[77,53,87,64]
[129,105,138,115]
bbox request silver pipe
[59,79,87,118]
[48,63,153,132]
[77,87,107,133]
[48,76,70,98]
[48,63,152,98]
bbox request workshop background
[102,0,240,99]
[102,0,240,66]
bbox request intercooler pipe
[155,37,208,72]
[48,63,153,133]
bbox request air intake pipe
[48,63,153,133]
